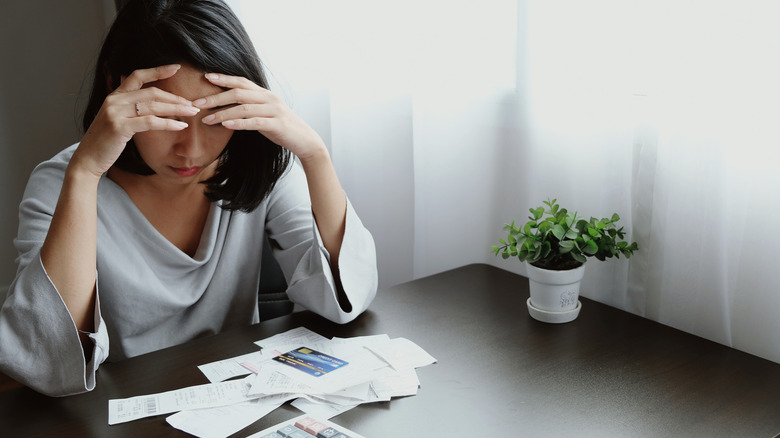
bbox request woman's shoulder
[269,159,306,192]
[21,143,79,201]
[43,143,78,166]
[28,143,78,179]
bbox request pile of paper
[107,327,436,438]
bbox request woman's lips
[172,166,201,177]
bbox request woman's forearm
[298,146,347,267]
[39,161,101,334]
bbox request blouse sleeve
[264,162,378,324]
[0,151,109,396]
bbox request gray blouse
[0,144,378,396]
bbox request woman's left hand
[194,73,326,161]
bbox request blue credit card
[273,347,349,377]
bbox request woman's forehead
[146,64,222,100]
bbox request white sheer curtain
[230,0,780,363]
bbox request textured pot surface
[526,262,585,312]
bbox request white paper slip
[290,397,359,420]
[366,337,437,371]
[248,343,390,398]
[166,393,293,438]
[247,368,316,398]
[331,334,390,346]
[247,414,367,438]
[198,350,267,383]
[108,377,259,425]
[196,328,328,384]
[253,327,329,349]
[371,368,420,398]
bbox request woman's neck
[106,166,215,257]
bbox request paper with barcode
[108,376,259,425]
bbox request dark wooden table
[2,264,779,437]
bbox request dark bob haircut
[83,0,291,212]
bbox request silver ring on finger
[135,102,141,117]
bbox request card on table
[272,347,349,377]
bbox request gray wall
[0,3,115,290]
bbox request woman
[0,0,377,396]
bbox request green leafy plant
[492,199,638,271]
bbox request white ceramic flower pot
[525,262,585,323]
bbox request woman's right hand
[72,64,199,178]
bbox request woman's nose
[173,123,204,157]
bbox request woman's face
[130,64,233,184]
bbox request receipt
[247,343,390,398]
[108,329,437,432]
[371,368,420,398]
[289,368,419,420]
[196,328,333,384]
[291,397,359,420]
[198,350,267,383]
[166,394,293,438]
[365,338,437,371]
[331,334,390,346]
[108,377,259,425]
[253,326,328,349]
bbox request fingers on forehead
[143,101,199,117]
[134,116,189,132]
[120,65,182,91]
[206,73,256,87]
[137,87,192,104]
[143,64,182,81]
[201,88,264,108]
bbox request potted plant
[492,199,638,323]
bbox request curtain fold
[229,0,780,363]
